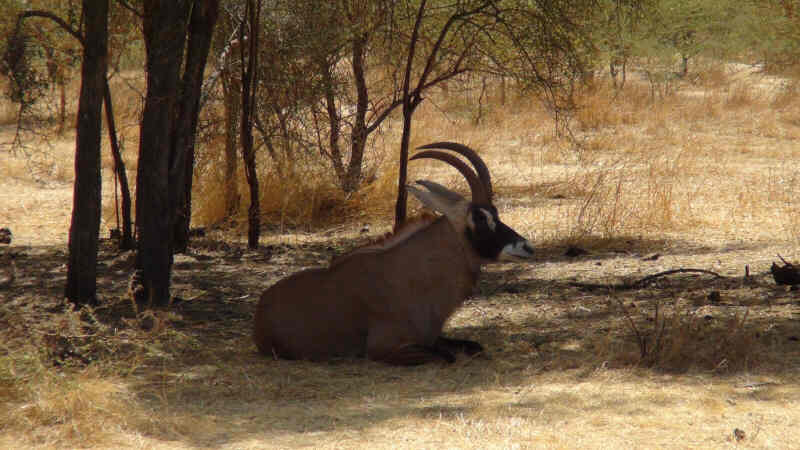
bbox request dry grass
[1,63,800,448]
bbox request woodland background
[1,0,799,448]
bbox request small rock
[771,261,800,285]
[733,428,746,442]
[0,227,11,244]
[569,305,593,318]
[139,314,156,331]
[565,246,587,258]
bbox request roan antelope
[253,142,534,365]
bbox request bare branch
[571,268,725,291]
[115,0,143,18]
[18,10,84,46]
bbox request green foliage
[590,0,800,82]
[1,27,49,108]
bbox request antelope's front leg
[369,343,456,366]
[435,336,484,356]
[366,322,456,365]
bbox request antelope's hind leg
[436,336,484,356]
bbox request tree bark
[103,78,134,250]
[321,62,345,183]
[394,106,414,229]
[240,0,261,249]
[343,33,369,193]
[394,0,427,228]
[171,0,220,253]
[392,0,481,227]
[135,0,192,307]
[221,68,240,218]
[65,0,108,305]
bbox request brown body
[254,216,480,363]
[253,142,534,365]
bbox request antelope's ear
[407,180,467,216]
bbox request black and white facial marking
[465,205,534,261]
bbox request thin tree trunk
[394,107,414,229]
[59,82,66,134]
[321,64,345,182]
[344,33,369,193]
[394,0,426,228]
[171,0,219,253]
[65,0,108,305]
[240,0,261,249]
[222,70,240,217]
[103,77,134,250]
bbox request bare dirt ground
[2,66,800,448]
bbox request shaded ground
[2,226,799,448]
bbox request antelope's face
[407,142,534,263]
[465,204,534,262]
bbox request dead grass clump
[574,84,619,131]
[694,63,730,89]
[0,301,159,448]
[566,150,700,238]
[193,145,399,231]
[608,300,759,373]
[0,364,142,448]
[573,82,653,131]
[770,79,799,110]
[680,92,722,124]
[725,82,762,110]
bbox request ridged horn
[410,150,490,205]
[416,142,493,200]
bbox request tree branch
[18,10,85,46]
[570,268,725,291]
[115,0,143,18]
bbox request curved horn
[410,150,490,204]
[416,142,493,200]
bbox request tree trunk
[321,63,345,182]
[221,68,240,218]
[240,0,261,249]
[59,82,66,135]
[343,33,369,193]
[171,0,219,253]
[394,102,418,229]
[103,77,134,250]
[135,0,192,308]
[394,0,426,228]
[65,0,108,305]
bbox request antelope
[253,142,534,365]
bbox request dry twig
[571,268,724,291]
